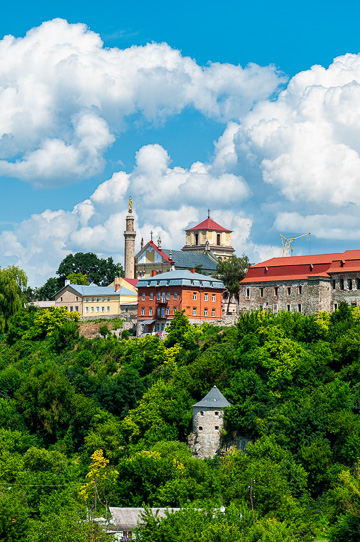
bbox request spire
[129,196,133,213]
[150,230,153,241]
[208,208,210,218]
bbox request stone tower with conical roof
[124,197,136,279]
[189,386,231,459]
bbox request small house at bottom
[136,269,225,335]
[189,386,231,459]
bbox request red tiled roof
[148,240,171,262]
[123,278,138,287]
[186,217,232,233]
[241,250,360,284]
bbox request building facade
[55,281,137,319]
[189,386,231,459]
[239,250,360,315]
[136,269,225,335]
[182,214,234,261]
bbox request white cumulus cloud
[0,18,283,187]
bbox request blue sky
[1,0,360,285]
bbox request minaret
[124,197,136,279]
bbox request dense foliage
[1,303,360,540]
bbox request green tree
[0,266,28,331]
[36,277,63,301]
[57,252,123,286]
[213,254,251,313]
[66,272,89,285]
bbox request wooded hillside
[1,304,360,541]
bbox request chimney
[190,268,195,273]
[152,270,157,276]
[115,284,120,291]
[65,279,70,286]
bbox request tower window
[195,233,199,245]
[298,286,302,294]
[215,426,219,430]
[332,280,336,290]
[198,426,203,431]
[200,411,204,416]
[348,279,353,290]
[287,287,291,295]
[215,412,219,416]
[274,287,278,296]
[260,287,264,297]
[340,279,344,290]
[217,234,221,245]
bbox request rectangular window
[246,288,250,299]
[85,307,88,313]
[298,304,302,313]
[332,280,336,290]
[157,292,161,300]
[298,286,302,294]
[334,303,338,311]
[274,287,278,296]
[107,297,110,302]
[174,306,177,314]
[75,306,79,312]
[101,306,104,312]
[96,307,99,312]
[357,279,360,290]
[69,306,73,312]
[96,297,100,302]
[212,294,216,302]
[166,307,170,315]
[149,307,153,316]
[287,304,291,311]
[204,293,208,301]
[287,287,291,295]
[107,306,110,312]
[141,307,145,316]
[157,307,160,315]
[85,297,89,302]
[193,307,197,316]
[102,297,105,302]
[162,293,166,302]
[348,279,353,290]
[340,279,344,290]
[193,292,197,300]
[91,297,94,302]
[167,292,170,300]
[204,308,208,317]
[161,307,165,318]
[150,292,154,300]
[212,308,215,317]
[90,307,94,313]
[75,296,78,301]
[142,293,145,301]
[174,292,178,300]
[260,287,264,297]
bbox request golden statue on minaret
[129,196,132,213]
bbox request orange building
[137,269,225,335]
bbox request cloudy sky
[1,0,360,286]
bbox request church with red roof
[239,250,360,315]
[182,212,235,261]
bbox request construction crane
[280,232,311,256]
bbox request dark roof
[162,249,218,272]
[186,217,232,233]
[137,270,225,289]
[193,386,231,408]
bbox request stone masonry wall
[190,406,224,458]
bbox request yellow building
[182,214,235,261]
[54,280,137,319]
